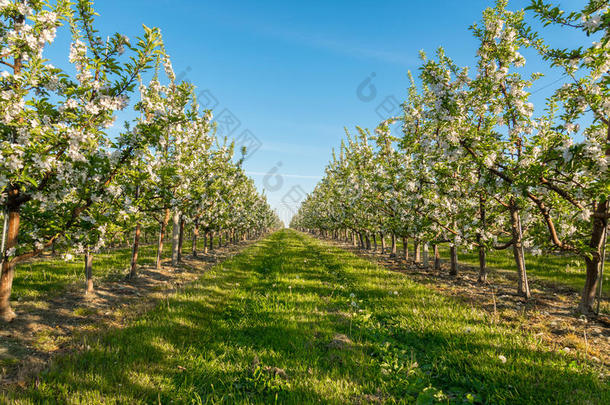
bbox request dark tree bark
[192,221,199,258]
[129,222,141,278]
[0,199,20,322]
[422,244,429,268]
[579,207,607,313]
[433,244,441,270]
[509,203,530,299]
[156,208,170,269]
[579,121,610,313]
[177,217,185,262]
[85,247,94,294]
[477,195,488,283]
[450,245,458,276]
[171,211,180,266]
[414,241,421,264]
[0,42,24,322]
[478,246,487,283]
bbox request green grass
[4,230,607,404]
[386,238,610,299]
[12,235,221,300]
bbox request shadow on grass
[4,230,608,404]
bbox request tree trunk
[579,121,610,313]
[390,234,396,257]
[478,246,488,283]
[372,234,377,252]
[365,234,371,250]
[192,222,199,258]
[0,188,21,322]
[380,233,385,253]
[156,208,170,269]
[85,247,94,294]
[203,232,208,254]
[579,203,607,313]
[171,211,180,266]
[422,243,429,268]
[210,231,214,251]
[449,245,458,276]
[358,232,365,249]
[0,201,20,322]
[509,204,530,299]
[402,237,408,261]
[352,232,357,247]
[433,244,441,270]
[177,217,185,262]
[0,50,24,319]
[477,193,488,283]
[129,222,141,278]
[414,241,421,264]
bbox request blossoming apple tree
[0,0,162,321]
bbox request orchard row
[291,0,609,314]
[0,0,281,322]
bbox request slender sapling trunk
[509,203,530,299]
[433,244,441,270]
[171,211,180,266]
[450,244,458,276]
[85,247,94,294]
[156,208,170,269]
[129,222,141,278]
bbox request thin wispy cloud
[278,29,417,67]
[246,171,321,180]
[203,11,417,67]
[258,141,333,156]
[295,34,418,67]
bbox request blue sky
[47,0,586,225]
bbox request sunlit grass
[4,230,607,404]
[387,239,610,299]
[12,236,220,300]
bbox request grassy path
[4,230,607,404]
